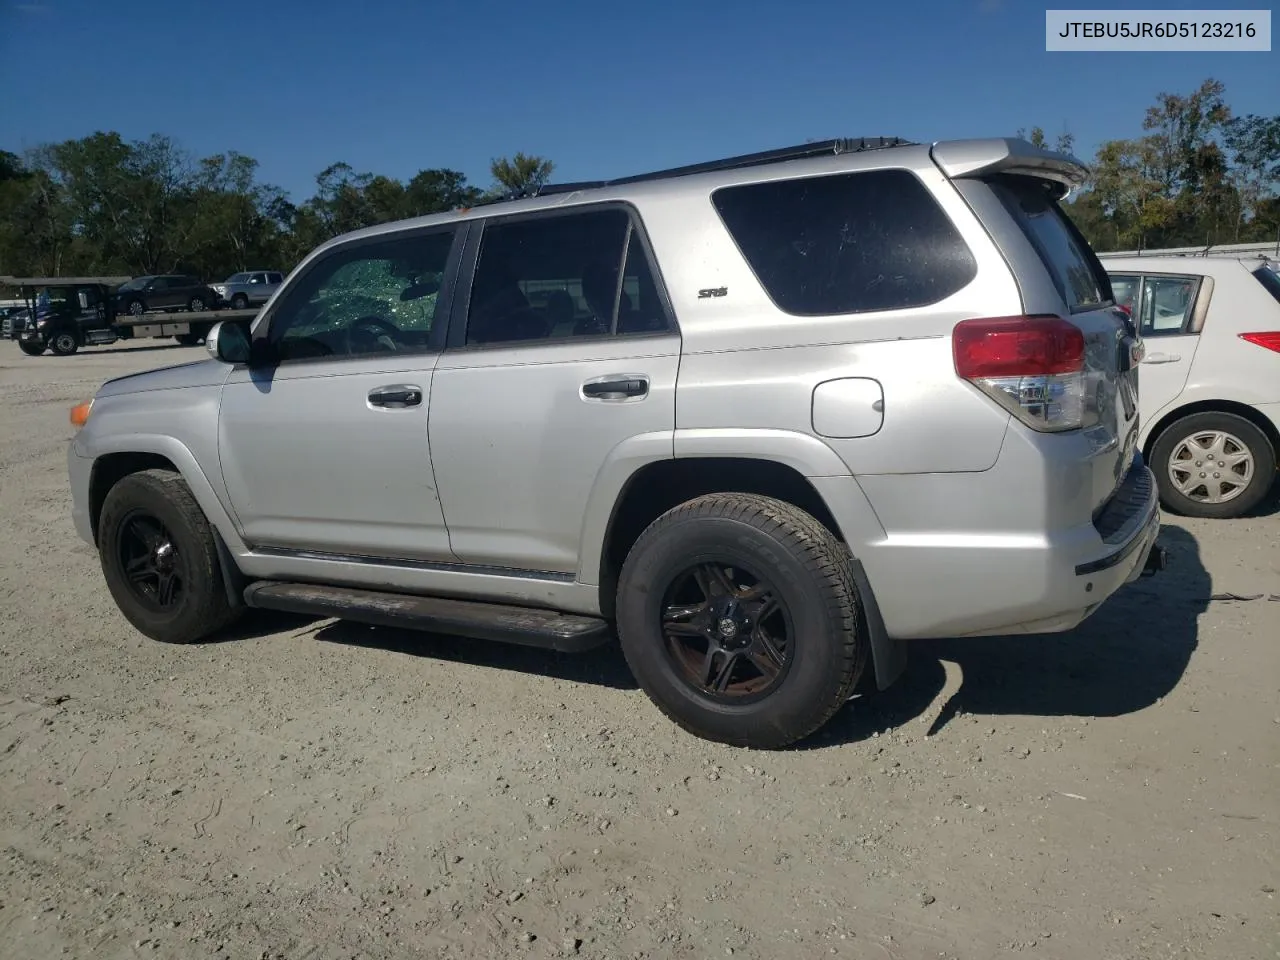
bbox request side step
[242,581,613,653]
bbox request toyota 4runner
[66,137,1165,749]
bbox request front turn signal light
[70,399,94,428]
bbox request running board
[242,580,612,652]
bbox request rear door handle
[1141,352,1181,364]
[368,384,423,408]
[581,376,649,400]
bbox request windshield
[117,277,149,291]
[226,273,250,283]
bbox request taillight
[1239,332,1280,353]
[953,315,1087,433]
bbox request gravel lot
[1,340,1277,960]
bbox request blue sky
[2,0,1276,203]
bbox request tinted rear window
[711,169,978,316]
[1252,264,1280,305]
[993,175,1111,312]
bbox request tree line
[1,76,1276,285]
[0,141,556,283]
[1031,78,1279,252]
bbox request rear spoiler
[930,138,1088,200]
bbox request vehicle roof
[305,136,1086,258]
[1098,254,1275,276]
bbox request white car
[1099,254,1280,518]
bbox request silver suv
[212,270,284,310]
[66,138,1164,749]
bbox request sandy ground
[1,339,1277,960]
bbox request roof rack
[502,138,916,202]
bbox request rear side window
[1252,264,1280,304]
[993,175,1112,312]
[711,169,977,316]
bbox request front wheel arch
[89,453,246,609]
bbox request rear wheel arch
[1144,399,1279,467]
[598,456,905,692]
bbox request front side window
[711,169,978,316]
[267,228,456,363]
[1139,275,1198,336]
[464,206,669,346]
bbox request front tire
[1150,411,1276,518]
[98,469,241,644]
[18,340,45,356]
[615,493,867,749]
[126,299,145,316]
[49,331,79,356]
[230,294,249,310]
[187,296,207,312]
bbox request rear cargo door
[990,174,1140,510]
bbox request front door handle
[368,384,423,408]
[581,376,649,400]
[1141,352,1181,364]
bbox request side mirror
[400,280,441,302]
[205,320,250,364]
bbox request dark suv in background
[114,275,217,316]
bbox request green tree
[489,152,554,196]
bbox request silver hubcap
[1168,430,1254,504]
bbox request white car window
[1140,275,1196,336]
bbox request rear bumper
[826,448,1162,641]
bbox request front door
[429,204,680,575]
[217,224,463,561]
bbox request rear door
[1118,271,1204,427]
[427,203,680,575]
[156,276,183,310]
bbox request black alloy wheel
[660,560,793,702]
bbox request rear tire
[615,493,866,749]
[18,340,45,356]
[98,469,241,644]
[1150,411,1276,519]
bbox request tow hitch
[1141,543,1168,578]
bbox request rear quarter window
[992,175,1112,313]
[1251,264,1280,304]
[711,168,978,316]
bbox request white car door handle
[1141,352,1181,364]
